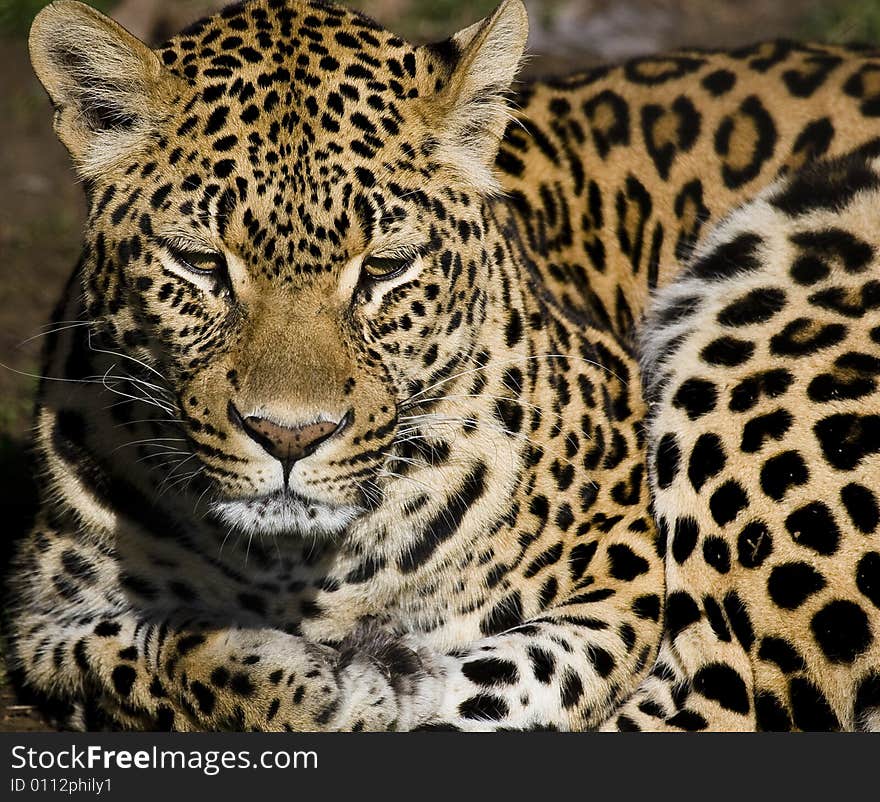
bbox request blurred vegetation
[804,0,880,43]
[0,0,113,37]
[346,0,500,40]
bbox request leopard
[7,0,880,731]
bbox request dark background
[0,0,877,730]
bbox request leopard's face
[55,0,524,536]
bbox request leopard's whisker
[17,320,96,347]
[401,412,589,476]
[401,352,627,409]
[86,328,169,384]
[400,391,545,415]
[377,469,465,535]
[110,437,188,455]
[99,368,176,415]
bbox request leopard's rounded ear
[29,0,179,180]
[423,0,529,194]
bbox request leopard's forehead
[157,0,438,105]
[128,0,459,271]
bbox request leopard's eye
[165,243,227,277]
[361,254,415,281]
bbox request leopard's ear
[425,0,529,194]
[29,0,178,180]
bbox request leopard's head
[30,0,528,536]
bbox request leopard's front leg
[10,610,429,731]
[409,609,656,731]
[385,555,665,732]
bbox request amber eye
[361,254,415,281]
[165,243,228,277]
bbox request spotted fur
[9,0,880,731]
[611,152,880,732]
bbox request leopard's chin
[209,490,361,538]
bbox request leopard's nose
[228,402,351,473]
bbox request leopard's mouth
[209,489,361,538]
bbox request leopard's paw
[336,620,448,731]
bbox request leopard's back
[500,41,880,339]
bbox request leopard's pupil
[364,256,409,278]
[168,245,225,275]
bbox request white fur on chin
[210,493,360,538]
